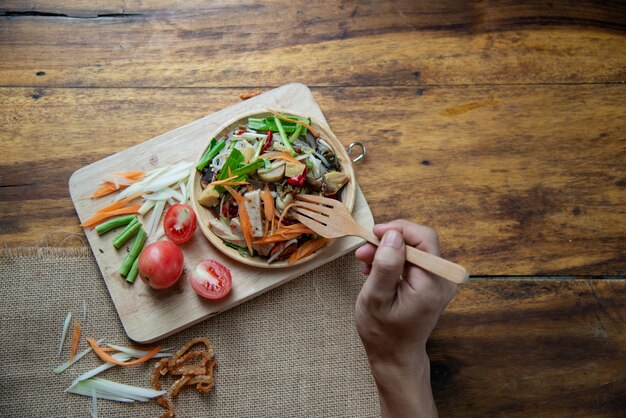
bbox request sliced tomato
[189,259,232,300]
[163,204,197,244]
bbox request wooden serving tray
[69,83,374,343]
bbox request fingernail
[381,230,403,248]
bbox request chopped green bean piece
[95,215,136,236]
[126,257,140,284]
[119,227,147,277]
[112,218,141,249]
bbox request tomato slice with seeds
[163,204,197,244]
[189,259,232,300]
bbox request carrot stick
[224,186,253,253]
[80,205,141,228]
[86,338,161,366]
[267,109,321,138]
[95,192,144,214]
[117,171,144,179]
[68,320,81,361]
[207,175,248,188]
[288,237,329,265]
[262,152,303,165]
[254,233,303,244]
[277,202,299,227]
[262,185,273,237]
[92,183,122,198]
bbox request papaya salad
[195,111,350,264]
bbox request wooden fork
[292,194,469,284]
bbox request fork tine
[292,206,331,224]
[291,213,330,234]
[293,200,334,216]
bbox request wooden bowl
[190,109,356,268]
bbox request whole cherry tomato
[138,241,184,289]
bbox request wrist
[368,348,430,386]
[368,350,437,418]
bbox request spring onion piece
[90,388,97,418]
[142,187,183,202]
[126,257,140,284]
[95,215,136,235]
[144,200,162,238]
[138,199,156,216]
[146,200,165,239]
[114,166,169,201]
[288,123,303,144]
[112,218,140,249]
[119,227,147,277]
[182,167,194,203]
[196,139,226,170]
[57,312,72,358]
[106,343,172,359]
[274,116,296,156]
[72,353,132,385]
[115,161,192,201]
[54,338,105,374]
[248,117,298,133]
[66,378,167,403]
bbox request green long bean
[95,215,136,235]
[119,228,146,277]
[112,218,140,249]
[126,257,140,284]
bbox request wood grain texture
[1,85,624,275]
[431,279,626,417]
[1,1,625,87]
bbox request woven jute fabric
[0,248,379,417]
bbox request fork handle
[358,228,469,285]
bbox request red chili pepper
[236,129,244,135]
[261,130,273,153]
[286,166,307,187]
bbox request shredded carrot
[116,171,144,179]
[68,320,81,361]
[208,175,249,188]
[86,338,161,366]
[288,237,329,265]
[267,108,321,138]
[101,347,120,353]
[254,232,306,244]
[224,186,253,253]
[95,192,144,214]
[277,202,299,228]
[80,205,141,228]
[262,185,273,237]
[92,183,124,198]
[262,152,303,165]
[254,224,314,244]
[91,172,144,198]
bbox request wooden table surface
[1,1,625,415]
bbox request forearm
[369,351,437,418]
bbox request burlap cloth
[0,247,379,417]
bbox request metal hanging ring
[348,142,366,164]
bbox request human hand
[354,220,457,417]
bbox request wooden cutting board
[69,83,374,343]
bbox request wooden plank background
[1,2,625,415]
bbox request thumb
[365,229,406,299]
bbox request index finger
[373,220,440,256]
